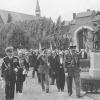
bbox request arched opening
[73,26,94,52]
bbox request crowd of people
[0,45,84,100]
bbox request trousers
[5,80,15,100]
[16,81,23,93]
[67,75,80,96]
[56,73,65,90]
[40,73,49,90]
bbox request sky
[0,0,100,21]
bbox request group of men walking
[29,46,82,97]
[1,45,82,100]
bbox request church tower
[35,0,41,17]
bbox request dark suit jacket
[48,55,57,72]
[54,55,65,77]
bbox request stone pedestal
[89,51,100,78]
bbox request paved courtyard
[0,70,100,100]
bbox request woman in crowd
[16,51,29,94]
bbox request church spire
[35,0,41,17]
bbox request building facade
[69,9,100,51]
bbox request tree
[8,24,30,49]
[0,16,69,51]
[7,13,12,23]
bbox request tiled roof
[0,9,36,24]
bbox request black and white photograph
[0,0,100,100]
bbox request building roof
[76,11,93,18]
[0,9,36,24]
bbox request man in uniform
[1,46,20,100]
[65,46,81,98]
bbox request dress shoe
[58,89,60,92]
[77,95,83,98]
[68,92,72,96]
[61,89,64,92]
[42,89,45,92]
[46,89,49,93]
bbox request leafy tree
[8,24,30,49]
[0,16,69,53]
[7,13,12,23]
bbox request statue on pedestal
[93,25,100,51]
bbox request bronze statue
[93,27,100,50]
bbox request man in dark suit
[1,46,20,100]
[55,51,65,92]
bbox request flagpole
[39,42,42,50]
[50,41,52,50]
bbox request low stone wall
[80,72,100,93]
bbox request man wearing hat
[65,45,81,98]
[1,46,20,100]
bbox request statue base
[89,51,100,78]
